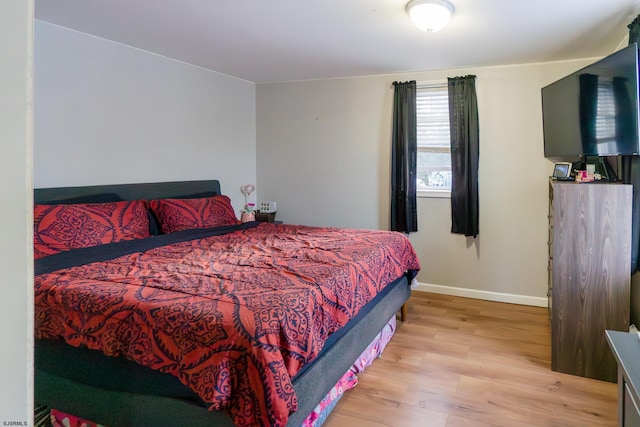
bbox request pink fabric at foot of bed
[350,316,396,374]
[51,409,105,427]
[301,315,397,427]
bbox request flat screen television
[542,43,640,159]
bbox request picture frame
[552,162,572,179]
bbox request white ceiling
[35,0,640,84]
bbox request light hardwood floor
[323,291,617,427]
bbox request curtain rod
[416,82,447,89]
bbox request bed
[33,180,420,427]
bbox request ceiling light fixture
[406,0,454,33]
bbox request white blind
[417,85,450,148]
[416,84,452,192]
[595,81,616,141]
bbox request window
[416,84,451,196]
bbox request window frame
[416,82,451,199]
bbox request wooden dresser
[548,181,632,382]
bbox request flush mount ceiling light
[406,0,454,33]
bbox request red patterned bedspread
[35,223,420,426]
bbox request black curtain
[390,81,418,233]
[448,75,479,237]
[623,18,640,273]
[578,74,598,153]
[613,77,634,148]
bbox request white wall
[35,21,258,212]
[257,78,391,229]
[256,59,594,303]
[0,0,33,424]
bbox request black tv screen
[542,43,640,159]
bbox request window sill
[417,189,451,199]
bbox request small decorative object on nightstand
[255,200,278,223]
[240,184,256,222]
[240,211,255,223]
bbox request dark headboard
[34,180,222,204]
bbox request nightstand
[255,211,278,223]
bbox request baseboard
[413,282,548,307]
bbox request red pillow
[34,200,150,259]
[149,195,239,234]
